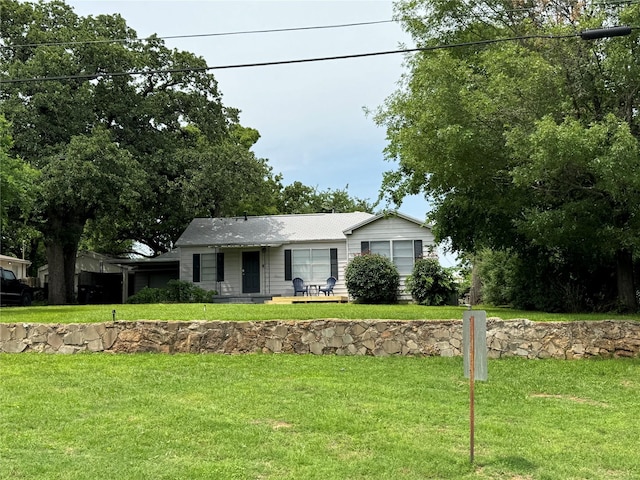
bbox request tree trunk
[45,241,80,304]
[616,249,636,312]
[469,260,482,306]
[45,242,66,305]
[44,218,84,305]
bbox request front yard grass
[1,354,638,479]
[1,303,639,323]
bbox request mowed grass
[0,354,638,479]
[1,303,640,323]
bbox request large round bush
[345,253,400,304]
[406,258,457,306]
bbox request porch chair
[318,276,337,296]
[292,277,309,296]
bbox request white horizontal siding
[179,247,243,295]
[179,215,436,300]
[346,216,436,299]
[266,241,349,296]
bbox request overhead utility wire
[5,2,637,49]
[0,27,634,84]
[3,19,395,49]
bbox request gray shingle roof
[175,212,375,247]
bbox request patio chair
[318,276,337,296]
[292,277,309,296]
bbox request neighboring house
[38,251,129,304]
[0,254,32,281]
[38,250,179,304]
[118,249,180,294]
[175,211,436,300]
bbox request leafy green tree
[476,246,618,312]
[35,128,141,303]
[0,0,273,302]
[509,115,640,309]
[277,181,373,214]
[0,115,38,246]
[177,125,278,218]
[376,0,640,311]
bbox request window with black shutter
[192,254,201,283]
[414,240,423,260]
[216,252,224,282]
[330,248,338,279]
[284,249,292,281]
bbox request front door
[242,251,260,294]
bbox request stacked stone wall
[1,319,638,358]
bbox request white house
[0,254,31,280]
[175,211,436,300]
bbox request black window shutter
[193,254,201,282]
[284,249,292,281]
[330,248,338,279]
[360,241,369,254]
[414,240,423,260]
[216,252,224,282]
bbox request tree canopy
[0,0,370,304]
[376,0,640,311]
[0,114,39,256]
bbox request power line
[0,28,634,85]
[3,0,637,51]
[2,19,396,49]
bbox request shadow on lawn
[492,455,537,473]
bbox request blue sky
[66,1,457,266]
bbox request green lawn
[1,303,639,323]
[0,354,638,479]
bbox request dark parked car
[0,266,32,306]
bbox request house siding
[182,247,254,295]
[346,216,436,299]
[177,213,436,301]
[269,241,348,296]
[180,242,351,297]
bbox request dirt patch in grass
[251,419,293,430]
[529,393,608,407]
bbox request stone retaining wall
[1,319,639,358]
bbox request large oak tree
[0,0,272,303]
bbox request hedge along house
[175,211,436,301]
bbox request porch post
[121,266,129,304]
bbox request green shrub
[126,287,166,304]
[126,280,216,304]
[345,253,399,304]
[406,258,457,306]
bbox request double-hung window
[393,240,414,275]
[361,240,422,275]
[370,241,390,257]
[285,248,338,282]
[193,253,224,282]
